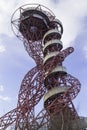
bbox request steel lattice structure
[0,4,87,130]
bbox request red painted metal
[0,4,81,130]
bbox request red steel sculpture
[0,4,87,130]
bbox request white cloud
[0,85,4,92]
[0,44,5,53]
[0,85,11,102]
[83,45,87,59]
[0,95,11,102]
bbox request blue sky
[0,0,87,123]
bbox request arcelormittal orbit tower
[0,4,87,130]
